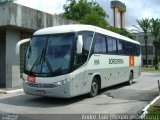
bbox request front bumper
[23,82,72,98]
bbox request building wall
[133,32,154,66]
[0,3,78,88]
[0,3,77,30]
[0,30,6,88]
[6,29,21,88]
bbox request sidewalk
[0,87,23,94]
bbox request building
[0,3,76,88]
[133,32,155,66]
[111,0,126,28]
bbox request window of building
[141,46,153,56]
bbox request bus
[16,24,141,98]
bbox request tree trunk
[144,35,148,68]
[155,47,158,70]
[153,40,159,70]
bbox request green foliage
[143,106,160,120]
[61,0,109,28]
[0,0,15,4]
[137,18,151,68]
[150,18,160,69]
[137,18,150,34]
[106,26,133,38]
[61,0,133,38]
[142,66,160,72]
[150,18,160,41]
[136,18,160,70]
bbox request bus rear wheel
[127,71,133,85]
[89,77,99,97]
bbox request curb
[141,95,160,119]
[0,89,23,94]
[0,90,7,94]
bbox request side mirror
[16,38,31,55]
[77,35,83,54]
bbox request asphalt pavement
[0,72,159,120]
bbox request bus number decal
[94,60,100,65]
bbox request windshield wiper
[29,48,54,74]
[29,48,45,74]
[45,56,54,73]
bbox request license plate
[36,90,45,95]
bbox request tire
[127,71,133,85]
[89,77,99,97]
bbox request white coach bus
[16,25,141,98]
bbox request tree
[150,18,160,70]
[107,26,133,38]
[137,18,150,68]
[61,0,109,28]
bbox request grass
[142,67,160,73]
[143,106,160,120]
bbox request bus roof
[34,24,140,45]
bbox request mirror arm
[16,38,30,55]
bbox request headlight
[53,78,71,86]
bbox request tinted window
[94,34,106,53]
[137,45,141,56]
[107,37,117,54]
[74,31,94,66]
[129,43,134,55]
[125,42,130,55]
[132,44,137,56]
[125,42,140,56]
[118,40,125,55]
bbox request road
[0,72,159,120]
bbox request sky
[14,0,160,31]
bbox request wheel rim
[91,82,98,96]
[129,79,133,84]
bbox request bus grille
[26,83,56,88]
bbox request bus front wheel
[89,77,99,97]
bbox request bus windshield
[25,33,75,76]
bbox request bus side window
[93,34,106,53]
[82,32,93,63]
[74,31,93,66]
[125,42,129,55]
[133,44,137,56]
[129,43,133,56]
[107,37,117,54]
[118,39,125,55]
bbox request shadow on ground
[0,82,131,108]
[0,94,89,108]
[0,81,158,108]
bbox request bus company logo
[109,58,124,64]
[129,56,135,66]
[38,83,43,88]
